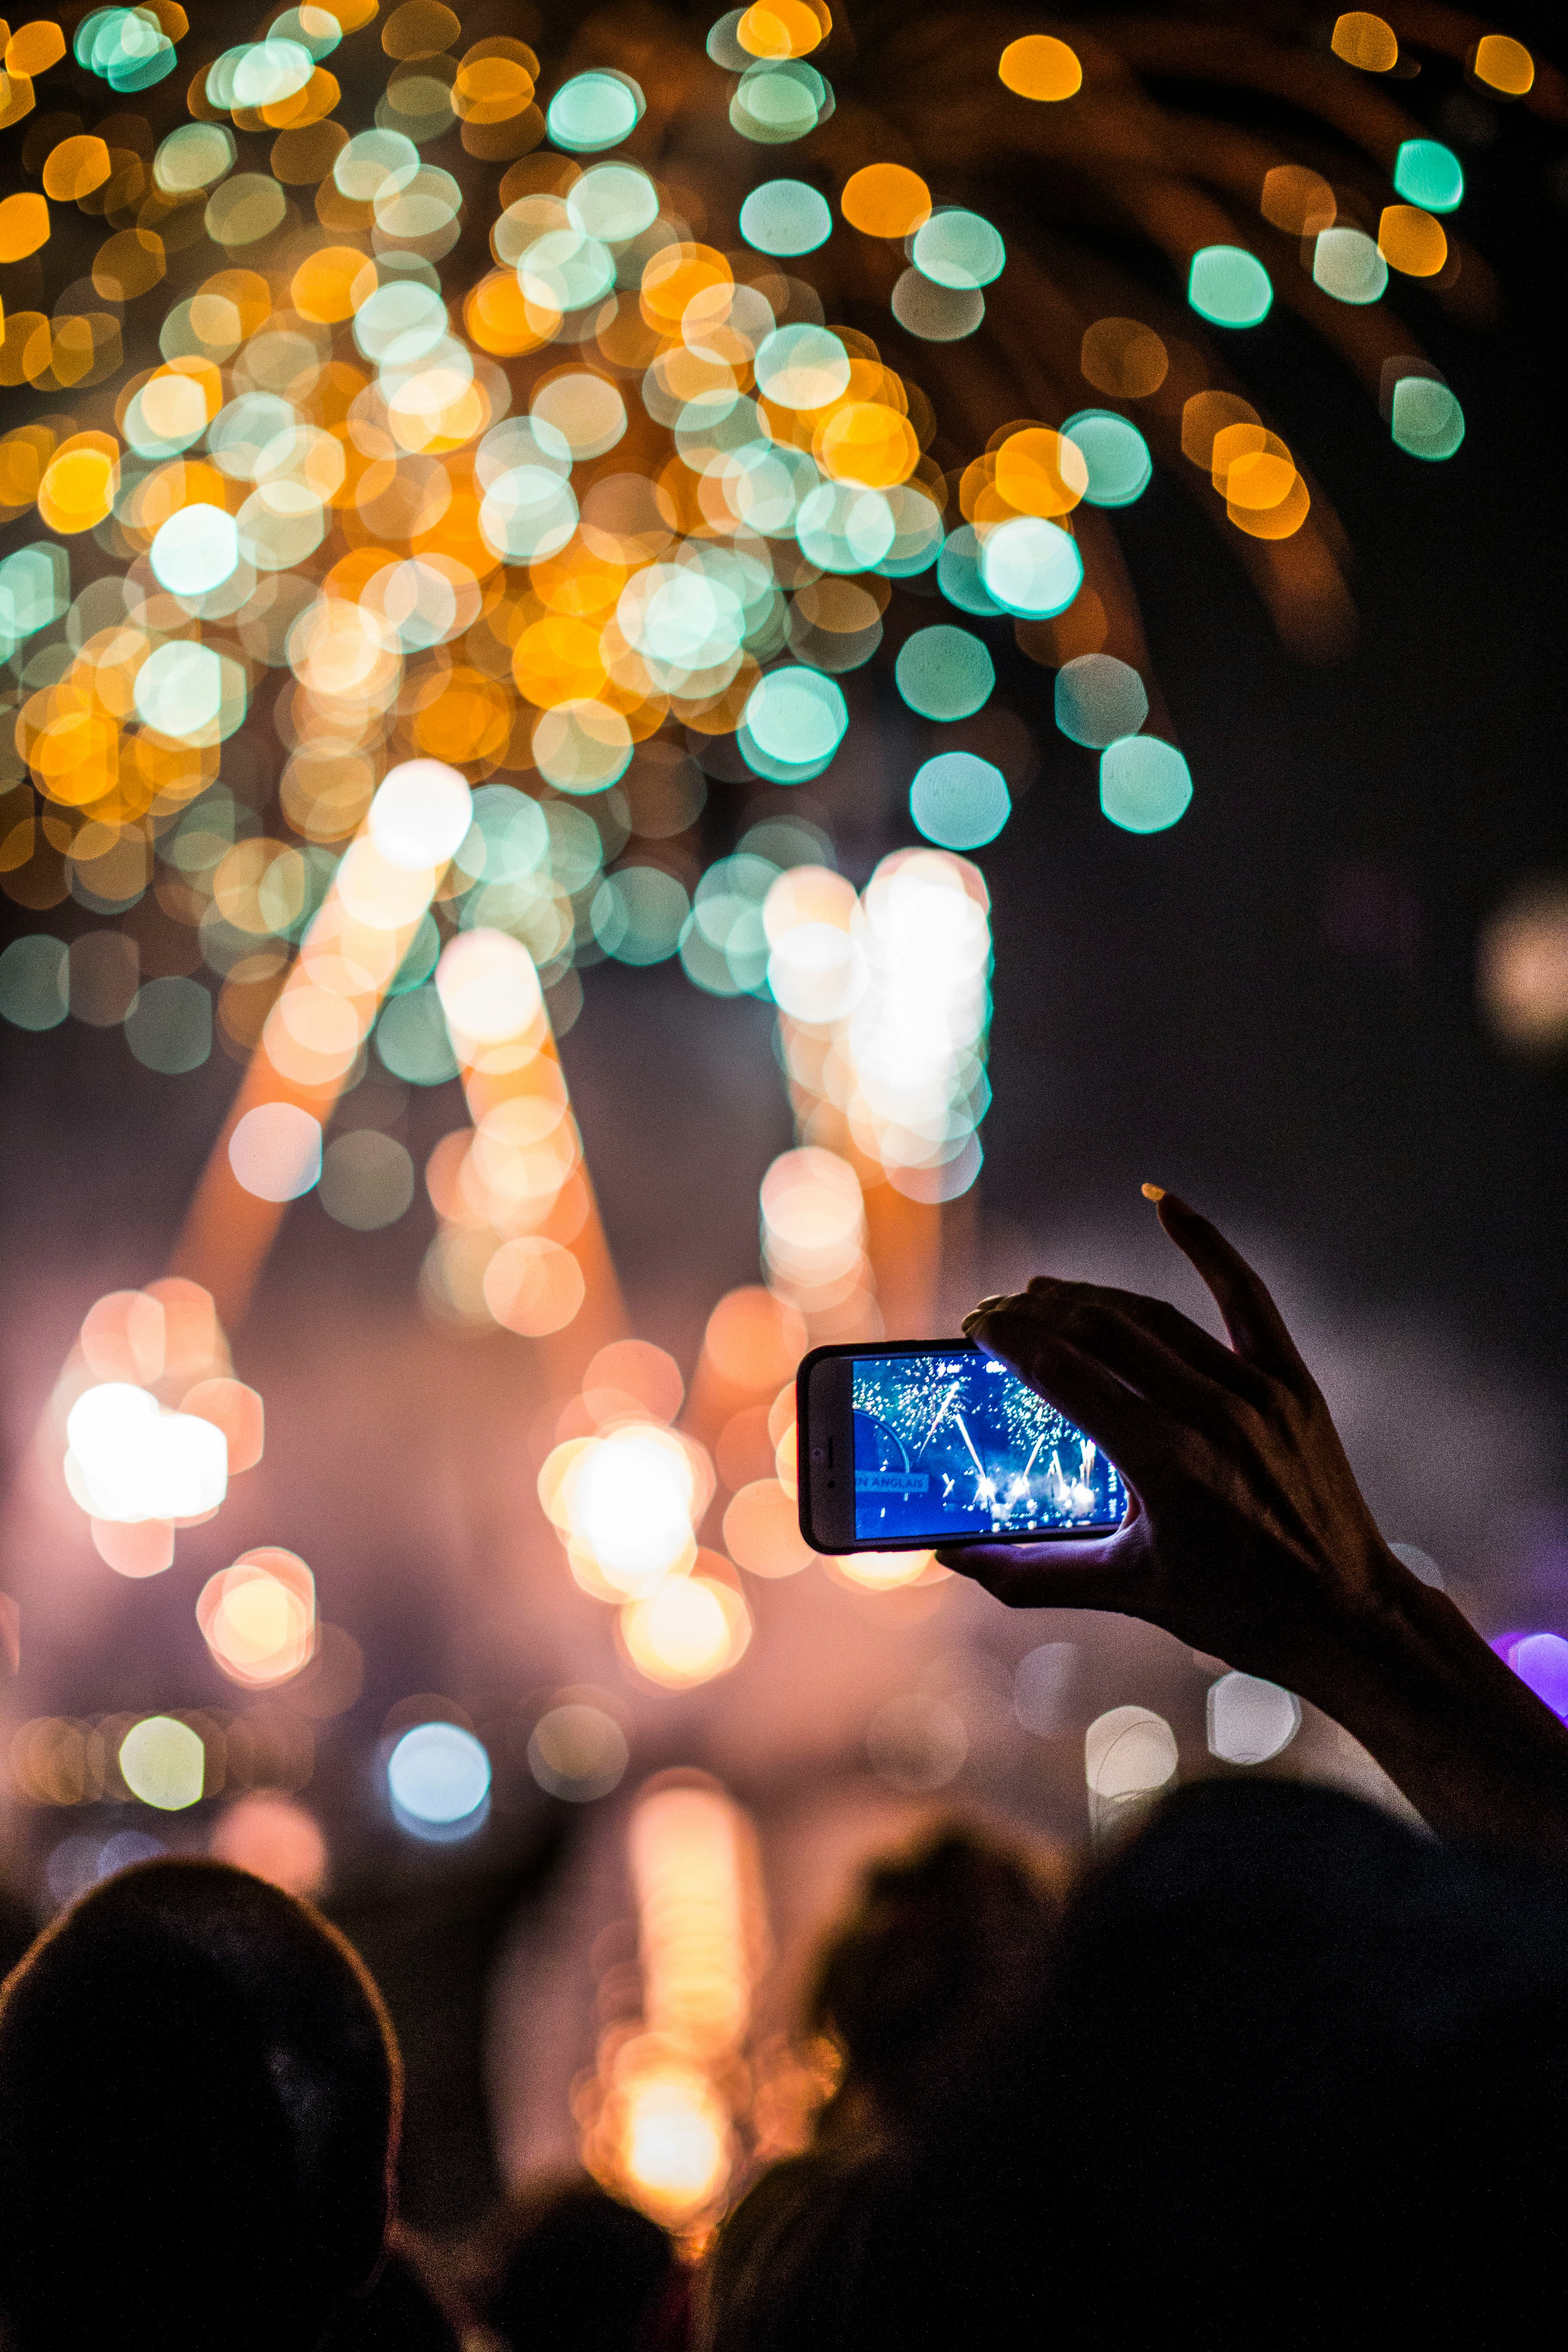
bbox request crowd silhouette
[5,1196,1568,2349]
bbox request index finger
[1150,1190,1311,1386]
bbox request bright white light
[228,1102,322,1201]
[620,2069,731,2211]
[119,1716,205,1810]
[568,1424,697,1596]
[66,1383,228,1524]
[435,928,542,1044]
[387,1721,491,1831]
[766,922,867,1023]
[368,758,472,870]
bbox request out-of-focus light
[742,665,849,772]
[318,1130,415,1229]
[1099,736,1193,833]
[998,33,1081,99]
[760,1146,866,1303]
[1378,205,1446,277]
[528,1702,630,1800]
[1504,1632,1568,1715]
[1085,1704,1176,1815]
[1061,409,1152,507]
[228,1102,322,1202]
[584,1338,685,1424]
[722,1479,813,1577]
[766,920,866,1023]
[153,120,237,194]
[1471,33,1533,94]
[436,928,542,1045]
[387,1720,492,1834]
[619,1575,751,1688]
[66,1384,228,1524]
[736,0,826,59]
[582,1776,760,2226]
[150,503,240,597]
[740,177,832,255]
[614,2068,732,2223]
[0,936,69,1032]
[866,1692,967,1789]
[1014,1641,1078,1733]
[831,1548,934,1592]
[894,625,994,721]
[47,1828,164,1907]
[1188,245,1272,328]
[753,324,851,410]
[1056,653,1149,748]
[1389,1541,1445,1589]
[701,1286,807,1393]
[978,516,1083,617]
[197,1548,316,1688]
[592,867,690,967]
[909,752,1011,851]
[1476,879,1568,1050]
[125,977,212,1075]
[1331,11,1397,71]
[210,1792,328,1896]
[1390,376,1464,461]
[546,69,645,152]
[558,1422,701,1597]
[119,1716,205,1811]
[567,163,660,242]
[912,209,1005,292]
[1260,165,1336,237]
[483,1236,586,1335]
[1312,226,1387,305]
[1393,139,1464,213]
[841,163,931,239]
[369,758,472,871]
[1206,1671,1301,1764]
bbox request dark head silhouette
[806,1822,1058,2146]
[466,2171,686,2352]
[0,1858,400,2352]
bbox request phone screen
[849,1347,1127,1544]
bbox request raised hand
[941,1191,1568,1859]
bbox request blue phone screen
[849,1348,1127,1544]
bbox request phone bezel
[796,1337,1125,1555]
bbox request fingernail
[1141,1182,1165,1201]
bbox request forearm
[1298,1579,1568,1862]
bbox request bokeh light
[387,1719,492,1835]
[228,1103,323,1202]
[527,1702,630,1801]
[1099,737,1194,833]
[1056,655,1150,749]
[1206,1672,1302,1764]
[210,1792,328,1897]
[894,626,994,721]
[1187,246,1272,328]
[197,1547,316,1688]
[119,1715,205,1811]
[909,753,1010,851]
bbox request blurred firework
[0,0,1558,1614]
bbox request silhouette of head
[806,1821,1057,2142]
[466,2171,684,2352]
[0,1858,400,2352]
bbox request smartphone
[797,1339,1128,1554]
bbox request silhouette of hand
[937,1192,1416,1700]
